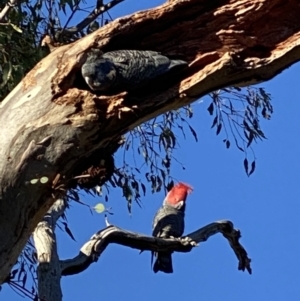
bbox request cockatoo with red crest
[152,182,193,273]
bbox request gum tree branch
[0,0,299,282]
[60,220,251,276]
[33,199,67,301]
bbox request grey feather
[81,49,187,91]
[151,204,185,273]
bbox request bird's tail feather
[153,252,173,274]
[169,59,188,70]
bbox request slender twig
[56,0,125,39]
[61,0,82,32]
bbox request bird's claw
[181,236,198,247]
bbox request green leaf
[211,116,218,128]
[123,183,133,202]
[248,161,256,176]
[168,129,176,148]
[94,203,105,213]
[9,23,23,33]
[207,102,214,115]
[216,123,222,135]
[246,132,254,147]
[189,125,198,142]
[66,0,74,11]
[141,183,146,196]
[166,181,174,191]
[62,222,76,241]
[22,273,27,287]
[244,158,249,175]
[0,61,12,88]
[40,177,48,184]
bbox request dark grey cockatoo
[81,49,187,91]
[152,182,193,273]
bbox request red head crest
[164,182,193,206]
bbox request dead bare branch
[60,220,251,276]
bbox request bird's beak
[175,200,185,209]
[84,76,93,86]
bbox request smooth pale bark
[33,199,66,301]
[0,0,299,282]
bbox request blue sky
[3,0,300,300]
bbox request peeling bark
[0,0,299,282]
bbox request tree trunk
[33,199,66,301]
[0,0,299,282]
